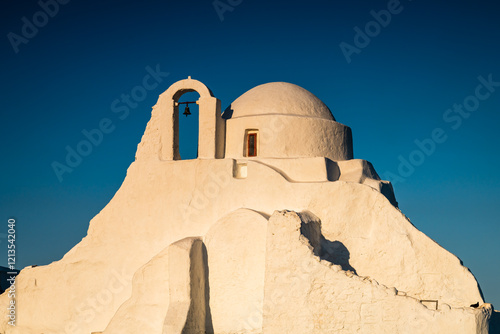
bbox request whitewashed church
[1,78,496,334]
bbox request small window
[246,131,258,157]
[247,133,257,157]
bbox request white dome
[223,82,335,121]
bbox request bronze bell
[183,104,191,117]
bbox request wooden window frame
[246,131,258,157]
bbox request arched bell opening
[175,91,200,160]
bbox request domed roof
[222,82,335,121]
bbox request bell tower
[157,77,225,160]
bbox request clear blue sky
[1,0,499,308]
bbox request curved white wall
[204,209,267,333]
[225,115,353,161]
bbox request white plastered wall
[204,209,267,333]
[224,115,353,161]
[263,210,492,334]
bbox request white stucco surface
[263,210,492,334]
[101,242,172,334]
[224,115,353,161]
[222,82,335,120]
[0,79,495,334]
[204,209,267,333]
